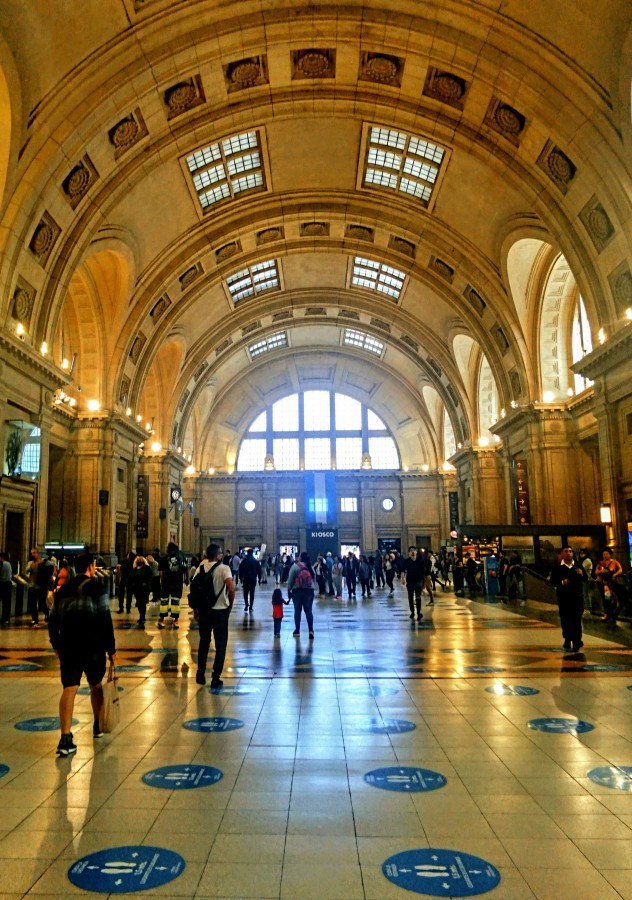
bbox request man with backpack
[287,551,316,638]
[158,541,188,629]
[48,552,116,756]
[189,544,235,687]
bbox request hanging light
[599,502,612,524]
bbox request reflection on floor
[0,584,631,899]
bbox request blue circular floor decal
[464,666,505,674]
[579,664,628,672]
[68,846,185,893]
[346,685,399,697]
[0,663,40,672]
[383,848,500,896]
[142,764,223,790]
[587,766,632,791]
[343,665,390,673]
[78,685,123,695]
[365,766,447,793]
[115,664,152,672]
[182,716,244,732]
[15,716,79,732]
[528,717,594,734]
[485,684,540,696]
[357,717,416,734]
[210,685,259,695]
[0,764,9,778]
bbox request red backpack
[294,563,314,590]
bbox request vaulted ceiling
[1,1,631,470]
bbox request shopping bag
[99,663,120,733]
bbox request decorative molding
[292,49,335,80]
[178,389,190,412]
[446,384,459,406]
[108,108,148,159]
[494,326,510,354]
[401,335,419,352]
[62,155,99,209]
[242,321,262,336]
[0,333,66,389]
[572,323,632,380]
[422,68,467,109]
[179,262,203,290]
[536,140,576,195]
[345,224,374,242]
[10,278,36,326]
[225,56,268,91]
[28,211,61,267]
[370,317,391,333]
[119,376,130,405]
[463,285,486,315]
[193,362,208,381]
[427,357,442,377]
[300,221,329,237]
[215,338,233,356]
[429,256,454,282]
[484,98,526,146]
[338,309,360,320]
[305,307,327,316]
[129,332,146,364]
[150,293,171,323]
[256,226,284,245]
[607,262,632,312]
[388,236,415,258]
[216,241,241,262]
[272,310,293,322]
[509,369,522,398]
[578,195,615,253]
[359,52,402,86]
[164,75,205,119]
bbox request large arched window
[237,391,400,471]
[571,296,593,394]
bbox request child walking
[272,588,289,637]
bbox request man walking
[401,546,424,621]
[190,544,235,688]
[239,547,261,613]
[48,552,116,756]
[158,541,188,628]
[550,546,586,652]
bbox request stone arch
[477,353,500,442]
[0,28,21,218]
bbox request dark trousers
[385,570,395,592]
[273,616,283,636]
[118,578,132,612]
[0,581,12,622]
[242,579,256,608]
[558,597,583,647]
[375,569,385,588]
[28,586,48,623]
[292,590,314,632]
[407,583,422,615]
[197,608,230,680]
[345,574,356,597]
[135,588,149,623]
[360,577,371,597]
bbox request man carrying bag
[48,552,116,756]
[189,544,235,688]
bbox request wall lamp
[599,502,612,525]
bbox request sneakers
[56,733,77,756]
[563,642,571,650]
[210,677,223,688]
[93,721,103,739]
[309,632,314,639]
[195,670,206,685]
[157,619,165,629]
[293,630,300,636]
[417,614,423,621]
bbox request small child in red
[272,588,289,637]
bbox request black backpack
[189,562,220,610]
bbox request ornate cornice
[572,324,632,380]
[0,332,68,390]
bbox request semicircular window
[237,391,400,472]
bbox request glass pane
[273,438,300,470]
[304,437,331,470]
[336,437,362,469]
[248,411,267,432]
[335,394,361,430]
[369,436,399,469]
[273,393,298,431]
[367,409,386,430]
[237,439,266,471]
[304,391,330,431]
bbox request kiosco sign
[306,527,339,558]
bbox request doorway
[5,511,24,572]
[115,523,128,562]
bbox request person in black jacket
[550,546,586,652]
[401,547,425,621]
[48,552,116,756]
[239,548,261,613]
[128,555,152,627]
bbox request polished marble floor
[0,584,632,899]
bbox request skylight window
[186,130,265,211]
[362,126,446,208]
[343,328,384,356]
[351,257,406,301]
[248,332,288,359]
[227,259,280,303]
